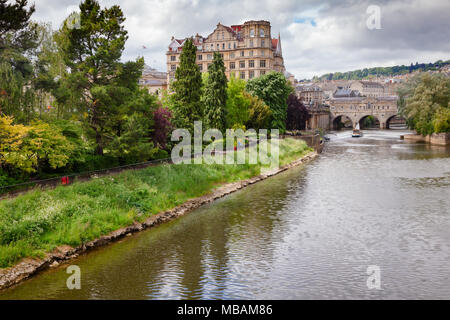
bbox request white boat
[352,123,363,138]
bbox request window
[222,32,225,40]
[230,62,236,70]
[217,43,220,49]
[234,43,237,49]
[198,64,203,71]
[207,54,212,60]
[240,71,246,79]
[198,55,203,61]
[171,64,176,71]
[250,50,253,57]
[260,29,265,37]
[249,71,255,79]
[228,43,231,49]
[261,50,265,57]
[250,40,253,48]
[250,29,255,37]
[249,60,255,68]
[230,52,235,58]
[222,43,225,50]
[241,51,245,57]
[208,63,212,70]
[261,39,265,47]
[240,61,245,69]
[260,70,266,76]
[171,56,176,62]
[260,60,266,68]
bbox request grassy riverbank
[0,138,312,268]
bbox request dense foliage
[203,52,227,132]
[400,74,450,135]
[286,94,310,131]
[171,38,203,132]
[246,72,293,132]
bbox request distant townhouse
[296,84,324,105]
[349,80,385,98]
[139,65,168,96]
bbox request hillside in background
[315,59,450,81]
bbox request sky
[31,0,450,79]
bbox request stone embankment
[402,132,450,146]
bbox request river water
[1,130,450,300]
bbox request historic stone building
[349,80,385,98]
[139,65,168,97]
[166,20,286,83]
[296,84,324,106]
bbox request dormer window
[260,29,265,37]
[250,29,255,37]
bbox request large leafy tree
[246,72,293,132]
[58,0,149,155]
[245,92,272,131]
[203,52,227,131]
[402,74,450,135]
[286,94,310,131]
[171,38,203,132]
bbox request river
[1,130,449,300]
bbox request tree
[403,74,450,135]
[152,106,172,149]
[433,107,450,133]
[171,38,203,132]
[0,0,38,76]
[0,0,39,122]
[203,52,227,131]
[226,75,249,128]
[58,0,146,155]
[286,94,310,131]
[0,115,75,174]
[246,72,293,132]
[245,92,272,130]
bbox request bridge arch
[332,115,353,130]
[358,114,381,129]
[386,114,407,129]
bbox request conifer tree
[171,38,203,132]
[203,52,227,131]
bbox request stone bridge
[329,96,399,129]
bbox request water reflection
[1,130,449,300]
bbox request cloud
[31,0,450,79]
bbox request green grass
[0,138,312,268]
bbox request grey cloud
[30,0,450,79]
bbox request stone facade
[166,20,286,83]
